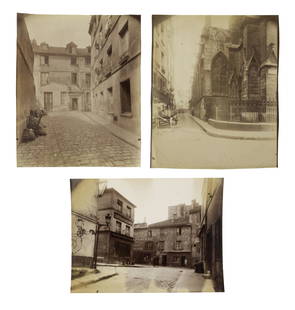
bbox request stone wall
[16,14,37,143]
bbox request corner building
[88,15,141,139]
[191,16,278,125]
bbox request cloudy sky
[107,178,203,224]
[24,14,91,47]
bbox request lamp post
[90,213,112,269]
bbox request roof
[104,187,137,208]
[33,42,90,56]
[149,217,191,228]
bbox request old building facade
[71,180,136,267]
[191,16,278,127]
[134,201,201,268]
[32,41,91,112]
[88,15,141,138]
[152,16,175,126]
[16,14,37,143]
[198,178,224,291]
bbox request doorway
[71,98,78,110]
[162,255,167,266]
[44,92,53,112]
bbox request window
[119,21,129,56]
[176,227,182,236]
[41,72,49,85]
[125,225,130,236]
[107,87,113,113]
[71,73,77,84]
[85,56,91,65]
[248,61,259,99]
[211,52,228,96]
[172,256,179,262]
[117,199,123,212]
[40,55,49,65]
[145,241,153,250]
[175,241,182,250]
[148,230,152,237]
[116,221,122,234]
[120,79,131,114]
[107,45,112,56]
[127,206,131,218]
[71,56,77,65]
[85,73,91,87]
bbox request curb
[71,272,118,291]
[190,115,276,141]
[82,112,140,150]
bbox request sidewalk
[83,112,140,149]
[71,267,118,291]
[172,270,215,292]
[190,115,277,140]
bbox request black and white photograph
[71,178,224,292]
[151,15,278,169]
[16,14,141,167]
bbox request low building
[32,41,91,112]
[16,13,37,143]
[71,180,136,267]
[191,16,278,126]
[198,178,224,291]
[88,15,141,139]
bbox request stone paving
[17,111,140,167]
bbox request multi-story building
[88,15,141,139]
[16,14,37,143]
[152,16,175,120]
[168,203,193,220]
[133,223,153,264]
[71,180,136,267]
[190,16,278,127]
[198,178,224,291]
[133,201,201,267]
[32,40,91,112]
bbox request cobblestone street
[17,111,140,167]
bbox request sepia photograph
[16,14,141,167]
[151,15,278,169]
[71,178,224,293]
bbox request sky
[170,16,230,107]
[24,14,91,47]
[106,179,204,224]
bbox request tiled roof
[149,217,190,228]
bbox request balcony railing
[119,51,129,65]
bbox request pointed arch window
[211,52,228,96]
[248,60,259,99]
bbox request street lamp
[90,213,112,269]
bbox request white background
[1,0,295,309]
